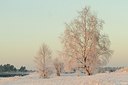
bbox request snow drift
[0,71,128,85]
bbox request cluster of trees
[0,64,27,72]
[34,43,63,78]
[97,67,123,73]
[19,66,27,72]
[34,6,113,78]
[0,64,16,72]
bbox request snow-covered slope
[0,71,128,85]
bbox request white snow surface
[0,71,128,85]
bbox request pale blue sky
[0,0,128,69]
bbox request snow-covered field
[0,68,128,85]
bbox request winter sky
[0,0,128,69]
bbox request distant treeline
[0,64,27,72]
[97,67,123,73]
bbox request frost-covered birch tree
[61,7,113,75]
[35,43,52,78]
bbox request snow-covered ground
[0,68,128,85]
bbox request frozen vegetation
[0,4,125,85]
[0,67,128,85]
